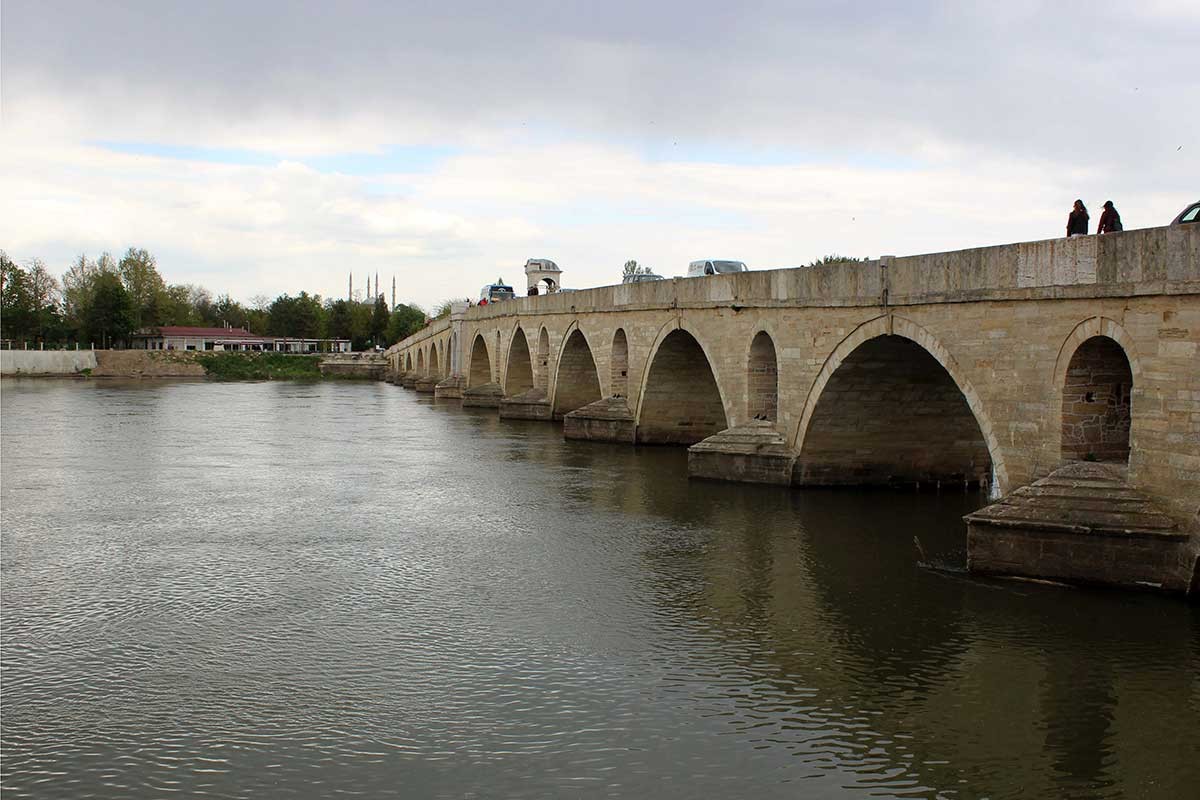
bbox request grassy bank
[193,352,324,380]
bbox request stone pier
[499,389,552,420]
[434,376,465,399]
[563,397,636,443]
[965,462,1193,593]
[462,382,504,408]
[687,421,795,485]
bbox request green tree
[25,259,63,343]
[62,254,99,338]
[386,304,426,345]
[370,295,390,346]
[1,252,35,342]
[433,298,470,319]
[85,271,134,348]
[325,299,354,341]
[622,259,651,277]
[118,247,167,329]
[268,292,324,339]
[805,254,868,267]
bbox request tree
[622,259,652,277]
[370,295,390,346]
[806,254,868,267]
[268,292,323,339]
[1,252,35,342]
[325,299,354,342]
[118,247,167,329]
[386,304,426,345]
[25,259,63,342]
[433,297,470,319]
[62,254,99,337]
[85,271,134,348]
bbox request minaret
[349,273,353,302]
[375,272,380,302]
[391,276,396,310]
[366,275,371,301]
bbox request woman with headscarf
[1097,200,1123,233]
[1067,200,1089,237]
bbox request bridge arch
[505,325,535,396]
[416,348,425,375]
[428,342,440,378]
[611,328,629,397]
[405,352,412,372]
[635,321,730,445]
[791,315,1008,491]
[467,334,493,387]
[1054,317,1139,465]
[535,327,551,391]
[747,330,778,421]
[551,323,603,418]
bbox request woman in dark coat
[1097,200,1123,233]
[1067,200,1089,237]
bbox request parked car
[622,272,665,284]
[1170,201,1200,225]
[479,278,515,303]
[686,259,748,277]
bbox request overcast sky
[2,1,1196,310]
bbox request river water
[2,379,1197,799]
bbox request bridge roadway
[388,226,1200,592]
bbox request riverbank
[1,350,385,380]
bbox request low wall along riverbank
[1,350,99,376]
[2,350,387,380]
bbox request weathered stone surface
[399,374,418,388]
[688,421,795,485]
[462,382,504,408]
[966,462,1194,594]
[564,397,635,443]
[387,224,1200,536]
[414,375,438,392]
[434,375,464,399]
[499,388,552,420]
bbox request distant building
[130,326,351,353]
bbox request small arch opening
[796,335,991,486]
[428,343,440,378]
[468,335,492,387]
[536,328,551,391]
[553,329,602,418]
[416,349,425,374]
[748,331,778,421]
[1061,336,1132,463]
[637,329,727,445]
[611,329,629,397]
[505,328,535,396]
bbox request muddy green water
[2,379,1197,799]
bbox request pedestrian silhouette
[1067,200,1089,237]
[1097,200,1123,233]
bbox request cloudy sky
[2,1,1196,310]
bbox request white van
[687,259,748,277]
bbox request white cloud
[1,1,1196,309]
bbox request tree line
[1,248,428,351]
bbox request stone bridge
[388,226,1200,590]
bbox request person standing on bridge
[1067,200,1089,237]
[1097,200,1123,233]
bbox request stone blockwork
[1060,337,1132,462]
[388,225,1200,542]
[966,462,1191,593]
[795,336,992,487]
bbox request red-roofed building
[131,326,350,353]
